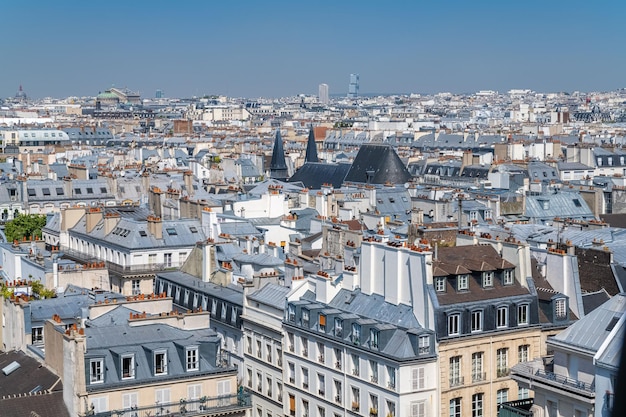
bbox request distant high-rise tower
[348,74,359,98]
[155,89,163,99]
[318,83,329,104]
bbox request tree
[4,214,47,242]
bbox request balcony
[335,361,342,370]
[497,368,510,378]
[81,390,251,417]
[289,377,295,384]
[302,349,308,358]
[449,376,464,388]
[387,382,395,390]
[302,383,309,389]
[335,395,342,405]
[318,390,325,397]
[472,372,486,383]
[352,368,360,377]
[369,408,378,417]
[352,402,360,412]
[371,375,378,384]
[289,345,294,352]
[511,362,595,398]
[318,355,325,363]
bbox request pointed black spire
[304,128,319,163]
[270,129,289,179]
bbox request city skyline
[2,0,625,99]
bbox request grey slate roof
[247,283,290,307]
[288,162,351,189]
[550,293,626,354]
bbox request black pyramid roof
[343,144,411,185]
[305,128,319,163]
[270,130,288,179]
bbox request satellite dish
[404,182,410,189]
[120,170,126,177]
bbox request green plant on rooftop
[4,214,47,242]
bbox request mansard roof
[343,144,411,185]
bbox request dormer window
[319,314,326,332]
[186,346,199,371]
[288,304,296,323]
[482,271,494,287]
[334,318,343,337]
[435,277,446,292]
[503,270,514,285]
[496,306,508,328]
[154,350,168,375]
[302,309,310,327]
[121,354,135,379]
[370,329,379,349]
[90,359,104,384]
[351,323,361,344]
[457,275,469,291]
[555,298,567,320]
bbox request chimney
[148,186,163,219]
[411,208,424,225]
[147,215,162,239]
[85,207,103,233]
[104,211,120,235]
[184,171,194,197]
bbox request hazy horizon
[3,0,625,99]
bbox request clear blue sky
[2,0,625,99]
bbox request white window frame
[121,354,135,380]
[457,274,468,291]
[90,358,104,384]
[482,271,493,287]
[448,313,460,336]
[496,306,508,328]
[503,269,514,285]
[555,298,567,319]
[435,277,446,292]
[517,304,529,325]
[186,346,199,371]
[154,350,168,375]
[471,310,483,332]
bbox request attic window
[87,188,94,194]
[189,226,198,233]
[555,298,567,319]
[27,188,36,197]
[166,228,177,236]
[74,188,82,194]
[100,187,107,193]
[42,188,50,196]
[541,200,549,210]
[573,199,582,207]
[435,277,446,292]
[457,275,469,291]
[139,230,147,237]
[389,198,395,203]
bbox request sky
[2,0,625,99]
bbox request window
[418,335,430,354]
[410,401,425,417]
[448,313,460,336]
[86,187,93,194]
[458,274,469,291]
[504,269,514,285]
[164,253,172,267]
[155,388,171,406]
[90,359,104,384]
[122,392,138,413]
[472,393,483,417]
[334,348,342,370]
[370,360,379,383]
[482,271,494,287]
[472,352,484,382]
[496,388,508,404]
[450,398,461,417]
[317,342,324,363]
[288,394,295,416]
[319,314,326,331]
[517,304,529,325]
[131,279,140,295]
[74,188,82,194]
[387,365,396,389]
[370,394,379,415]
[56,187,64,195]
[301,337,308,357]
[27,188,36,197]
[370,328,379,349]
[90,396,108,414]
[32,327,43,343]
[288,362,295,383]
[154,351,167,375]
[351,323,361,344]
[518,344,529,363]
[351,354,359,376]
[100,187,107,194]
[351,386,360,411]
[221,303,227,320]
[121,354,135,379]
[288,333,294,352]
[497,306,508,328]
[555,298,567,319]
[318,373,326,396]
[247,368,252,387]
[471,310,483,332]
[518,387,530,400]
[496,348,509,377]
[42,188,50,196]
[411,367,425,390]
[186,347,199,371]
[334,379,342,403]
[435,277,446,292]
[334,318,343,337]
[386,400,396,417]
[302,309,310,327]
[288,304,295,322]
[166,227,177,235]
[449,356,462,387]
